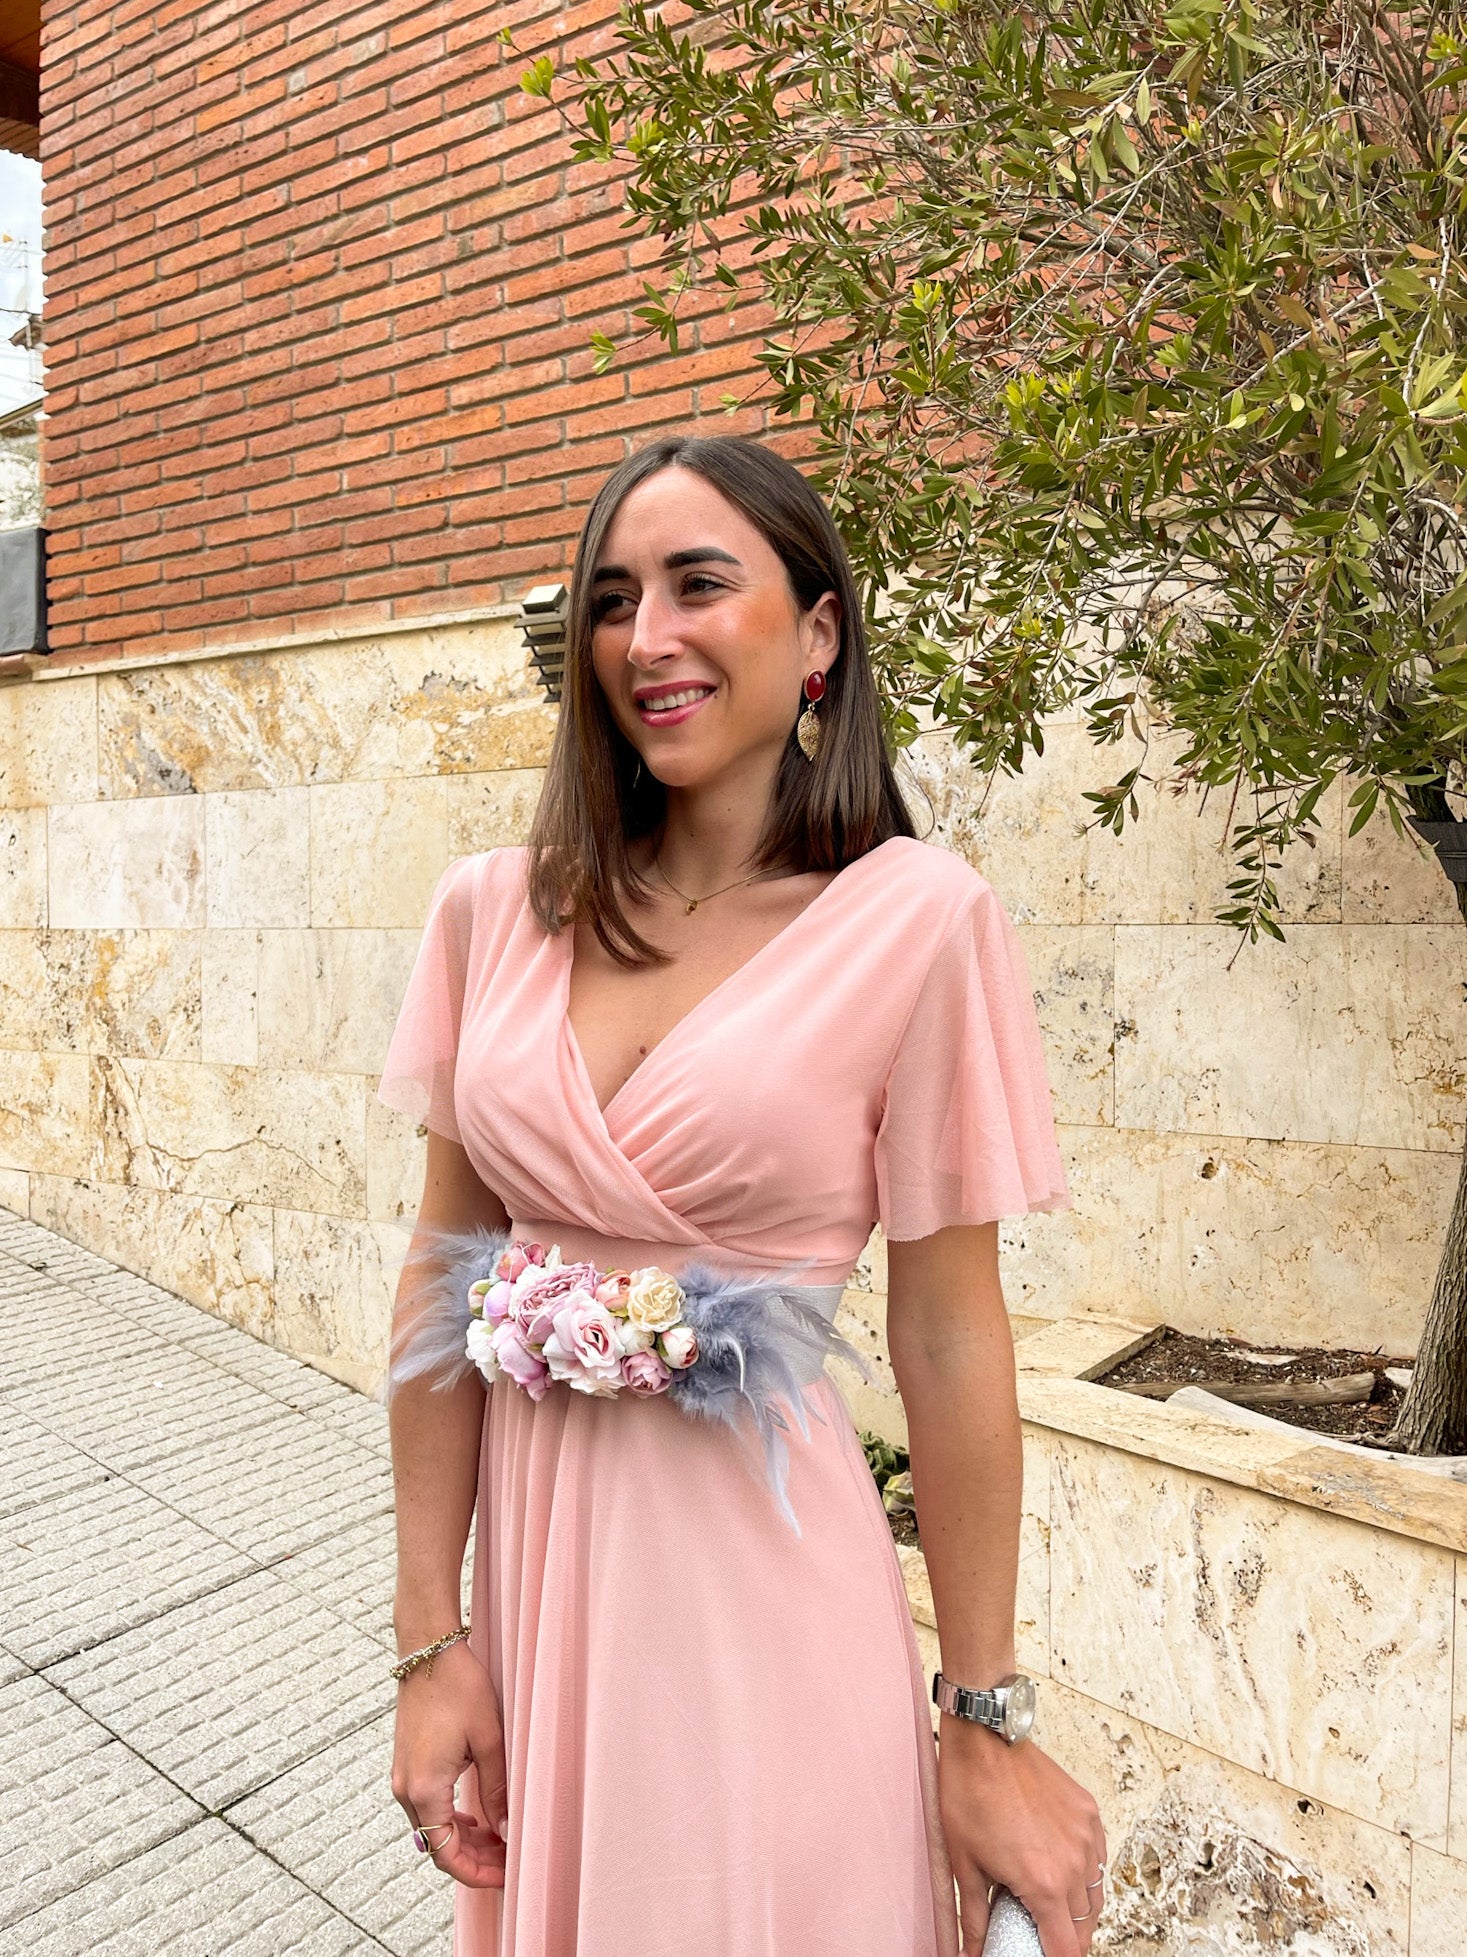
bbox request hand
[391,1639,510,1889]
[936,1715,1107,1956]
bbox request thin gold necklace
[652,850,775,915]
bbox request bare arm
[886,1223,1106,1957]
[387,1127,512,1888]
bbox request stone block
[0,1051,89,1177]
[0,808,44,926]
[48,795,205,930]
[201,926,260,1066]
[1049,1434,1455,1837]
[257,928,421,1074]
[0,673,96,809]
[205,784,310,927]
[309,776,448,928]
[447,766,546,853]
[1115,923,1467,1154]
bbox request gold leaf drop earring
[796,669,825,762]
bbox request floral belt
[384,1226,872,1532]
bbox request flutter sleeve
[873,880,1072,1239]
[376,852,486,1145]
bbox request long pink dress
[377,835,1071,1957]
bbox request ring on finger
[412,1821,455,1855]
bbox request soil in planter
[1095,1327,1419,1444]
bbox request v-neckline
[561,837,902,1124]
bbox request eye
[591,574,726,621]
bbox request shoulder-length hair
[524,433,917,965]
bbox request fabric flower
[614,1316,655,1357]
[495,1240,545,1283]
[514,1259,603,1328]
[595,1269,632,1315]
[541,1293,624,1394]
[466,1316,500,1382]
[620,1348,672,1396]
[658,1323,699,1369]
[493,1321,551,1400]
[625,1268,685,1333]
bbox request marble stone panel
[1029,1678,1409,1954]
[1452,1557,1466,1862]
[447,767,546,854]
[0,1169,26,1214]
[1116,923,1467,1154]
[271,1208,397,1390]
[91,1055,366,1213]
[96,621,554,796]
[364,1089,426,1225]
[200,929,259,1067]
[1017,1424,1051,1678]
[205,785,310,928]
[1050,1435,1455,1837]
[308,777,448,928]
[49,794,206,930]
[1018,925,1114,1128]
[1343,802,1465,926]
[1004,1123,1449,1353]
[0,673,97,808]
[1409,1842,1467,1955]
[257,929,421,1075]
[0,929,201,1060]
[0,809,45,926]
[27,1175,276,1342]
[0,1052,89,1178]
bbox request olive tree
[512,0,1467,1450]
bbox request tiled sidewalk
[0,1207,462,1955]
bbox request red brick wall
[38,0,784,663]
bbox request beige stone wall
[0,622,1461,1393]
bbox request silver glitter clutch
[982,1888,1044,1957]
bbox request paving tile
[279,1513,477,1653]
[0,1405,110,1521]
[0,1305,183,1390]
[0,1672,202,1931]
[0,1818,382,1955]
[0,1648,26,1687]
[0,1220,118,1286]
[228,1712,456,1956]
[128,1406,394,1563]
[313,1387,393,1461]
[45,1567,396,1808]
[6,1346,291,1475]
[0,1477,254,1667]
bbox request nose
[624,586,685,670]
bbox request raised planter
[899,1313,1466,1953]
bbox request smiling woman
[378,435,1101,1957]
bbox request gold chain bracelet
[392,1622,471,1682]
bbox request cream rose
[614,1316,656,1357]
[625,1267,685,1333]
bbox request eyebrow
[591,547,743,586]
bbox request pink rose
[493,1321,551,1400]
[658,1323,699,1369]
[541,1293,624,1394]
[481,1278,515,1326]
[513,1259,602,1327]
[495,1240,545,1283]
[594,1268,632,1314]
[620,1347,673,1396]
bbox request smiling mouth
[636,685,717,723]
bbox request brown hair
[524,433,917,965]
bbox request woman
[377,433,1107,1956]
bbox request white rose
[625,1268,685,1333]
[615,1317,656,1356]
[658,1322,699,1369]
[466,1316,501,1382]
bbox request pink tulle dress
[376,835,1071,1957]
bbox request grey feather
[379,1222,511,1405]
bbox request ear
[805,589,842,669]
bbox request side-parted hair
[524,433,917,965]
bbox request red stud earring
[797,670,825,761]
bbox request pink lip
[636,686,716,727]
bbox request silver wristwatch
[931,1670,1037,1743]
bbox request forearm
[890,1303,1023,1685]
[390,1128,508,1649]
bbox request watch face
[1001,1675,1037,1742]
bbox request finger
[469,1735,510,1838]
[431,1811,507,1889]
[955,1869,992,1952]
[1030,1890,1082,1957]
[1066,1879,1098,1955]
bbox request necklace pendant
[686,899,698,913]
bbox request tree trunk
[1386,781,1467,1452]
[1384,1100,1467,1454]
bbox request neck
[640,754,783,892]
